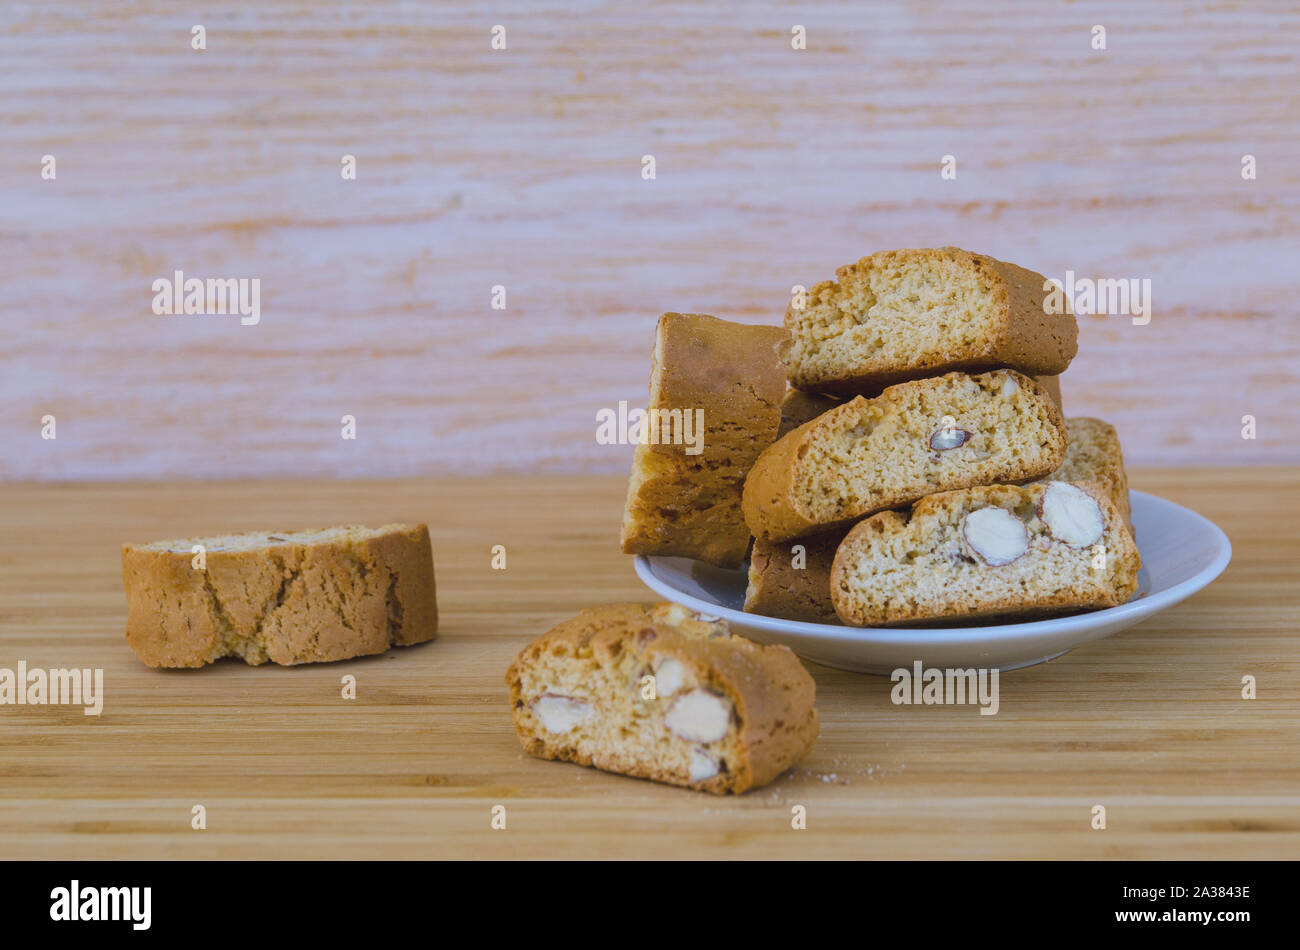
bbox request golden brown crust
[982,252,1080,380]
[506,603,819,794]
[785,247,1079,395]
[829,482,1140,626]
[122,524,438,668]
[742,370,1069,542]
[743,531,844,623]
[620,313,787,567]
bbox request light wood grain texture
[2,1,1298,480]
[0,470,1295,859]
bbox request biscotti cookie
[830,482,1140,626]
[784,247,1078,395]
[742,369,1067,543]
[619,313,787,568]
[122,524,438,668]
[745,413,1113,624]
[506,602,818,794]
[1039,417,1132,534]
[744,530,844,624]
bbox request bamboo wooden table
[0,469,1295,860]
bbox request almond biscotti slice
[784,247,1078,395]
[620,313,787,568]
[122,524,438,668]
[1038,417,1132,535]
[830,482,1139,626]
[506,602,819,794]
[742,369,1067,543]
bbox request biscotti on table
[620,312,787,568]
[122,524,438,668]
[743,369,1067,543]
[783,246,1077,395]
[830,482,1139,626]
[507,602,818,794]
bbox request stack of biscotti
[618,248,1139,628]
[742,246,1139,625]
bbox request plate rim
[632,489,1232,644]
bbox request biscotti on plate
[830,482,1139,626]
[744,414,1125,625]
[506,602,818,794]
[742,369,1067,543]
[1040,417,1132,534]
[784,247,1078,395]
[744,530,844,624]
[122,524,438,668]
[620,312,787,568]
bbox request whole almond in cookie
[506,602,818,794]
[830,483,1138,626]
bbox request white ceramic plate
[634,490,1231,674]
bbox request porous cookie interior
[787,249,1002,381]
[512,605,746,791]
[1052,420,1115,483]
[135,524,407,554]
[792,370,1062,523]
[834,483,1134,623]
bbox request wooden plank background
[2,1,1298,480]
[1,471,1296,860]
